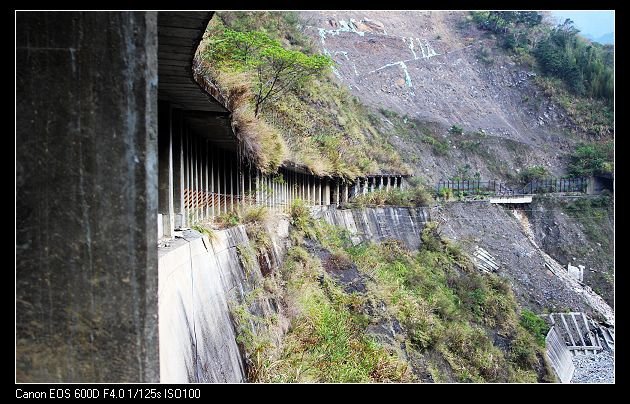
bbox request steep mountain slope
[300,11,579,182]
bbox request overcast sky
[550,10,614,37]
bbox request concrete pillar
[199,140,205,221]
[196,137,201,221]
[210,145,215,219]
[186,128,191,221]
[256,170,261,205]
[369,177,374,193]
[158,100,174,238]
[16,11,159,382]
[379,176,383,190]
[182,129,187,222]
[191,135,197,223]
[202,139,210,220]
[239,160,244,209]
[248,166,252,206]
[318,177,322,205]
[225,151,229,213]
[216,149,222,216]
[167,106,174,233]
[172,110,185,229]
[263,175,267,208]
[283,175,289,212]
[261,174,265,207]
[229,156,234,212]
[386,176,390,191]
[270,175,274,208]
[362,178,368,194]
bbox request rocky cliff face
[299,11,576,182]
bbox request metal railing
[436,177,588,197]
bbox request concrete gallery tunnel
[16,11,410,382]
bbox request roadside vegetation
[229,199,554,383]
[471,11,613,139]
[198,12,409,178]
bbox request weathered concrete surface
[545,327,575,383]
[314,206,430,249]
[158,231,245,383]
[158,219,289,383]
[16,12,159,382]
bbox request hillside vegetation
[231,202,553,382]
[472,11,613,140]
[198,12,409,178]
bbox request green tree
[567,142,614,177]
[205,28,332,116]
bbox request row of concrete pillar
[352,175,406,197]
[158,107,408,239]
[158,104,359,239]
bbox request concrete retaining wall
[545,326,575,383]
[158,220,288,382]
[314,206,430,249]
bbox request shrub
[519,309,549,347]
[242,205,269,224]
[289,198,311,232]
[216,210,241,228]
[236,244,257,276]
[519,165,549,184]
[420,222,443,253]
[191,224,217,240]
[449,124,464,135]
[567,141,614,177]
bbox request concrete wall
[545,326,575,383]
[314,206,430,249]
[158,221,288,382]
[16,12,159,382]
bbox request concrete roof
[157,12,237,151]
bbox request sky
[549,10,614,39]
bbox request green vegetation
[449,125,464,135]
[563,195,613,250]
[348,184,434,208]
[236,243,257,276]
[520,309,549,347]
[230,243,412,382]
[191,223,217,240]
[333,221,549,382]
[519,165,549,184]
[205,28,332,117]
[378,109,450,156]
[471,11,613,138]
[232,203,552,382]
[216,210,241,228]
[199,13,409,178]
[567,141,614,177]
[471,11,543,52]
[535,20,613,102]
